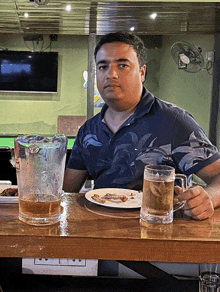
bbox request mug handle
[173,174,188,212]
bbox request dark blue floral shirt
[67,87,220,190]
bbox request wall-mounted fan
[171,41,210,74]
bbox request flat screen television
[0,50,58,93]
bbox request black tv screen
[0,51,58,93]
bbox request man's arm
[178,158,220,220]
[63,168,89,193]
[197,158,220,208]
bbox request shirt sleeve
[171,109,220,176]
[67,129,87,170]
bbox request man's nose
[107,65,118,79]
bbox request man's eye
[119,64,128,68]
[98,65,108,70]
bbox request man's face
[95,42,146,111]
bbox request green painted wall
[0,33,214,137]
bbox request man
[64,31,220,220]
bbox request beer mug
[140,164,187,224]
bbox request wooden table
[1,192,220,264]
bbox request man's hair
[94,31,147,68]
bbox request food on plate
[91,194,106,204]
[103,193,128,203]
[0,188,18,197]
[91,191,138,205]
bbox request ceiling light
[150,13,157,20]
[24,13,29,18]
[65,4,72,12]
[130,27,135,31]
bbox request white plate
[0,185,19,204]
[0,196,19,204]
[85,188,142,209]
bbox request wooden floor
[0,258,199,292]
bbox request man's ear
[141,65,147,83]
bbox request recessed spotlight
[65,4,72,12]
[150,13,157,20]
[24,13,29,18]
[130,27,135,31]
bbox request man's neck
[104,105,136,134]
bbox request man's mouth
[105,84,120,89]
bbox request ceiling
[1,1,220,36]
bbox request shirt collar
[133,87,155,118]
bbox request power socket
[205,51,214,62]
[34,258,86,266]
[22,258,98,276]
[34,258,60,265]
[67,259,86,266]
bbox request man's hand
[176,185,214,220]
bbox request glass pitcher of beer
[14,134,67,226]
